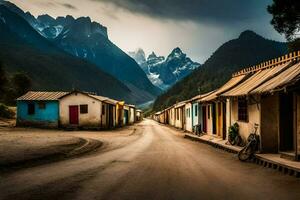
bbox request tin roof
[90,95,109,102]
[250,62,300,94]
[174,100,188,108]
[17,91,69,101]
[222,61,291,97]
[200,74,247,102]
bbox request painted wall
[168,108,175,126]
[129,107,135,124]
[226,99,231,140]
[230,98,261,141]
[260,94,279,153]
[175,107,183,129]
[59,93,102,127]
[206,104,213,135]
[17,101,59,127]
[185,103,192,132]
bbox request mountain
[1,1,161,103]
[0,4,142,103]
[129,48,200,90]
[27,11,160,100]
[153,30,288,111]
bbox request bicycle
[238,123,260,161]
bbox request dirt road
[0,120,299,200]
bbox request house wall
[129,107,135,124]
[169,108,175,126]
[175,107,183,129]
[260,94,279,153]
[17,101,59,127]
[59,93,102,127]
[206,104,213,135]
[230,98,261,141]
[185,103,192,132]
[226,99,231,140]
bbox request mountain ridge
[1,1,161,104]
[153,30,288,111]
[129,48,200,90]
[0,4,146,104]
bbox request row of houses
[16,90,143,129]
[154,51,300,161]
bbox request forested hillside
[153,30,288,111]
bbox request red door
[69,106,79,125]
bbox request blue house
[16,91,69,127]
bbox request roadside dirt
[0,125,139,172]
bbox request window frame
[80,104,88,114]
[238,97,248,122]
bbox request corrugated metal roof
[188,91,215,102]
[90,95,109,102]
[200,74,247,102]
[174,100,188,108]
[251,62,300,94]
[222,62,291,97]
[17,91,69,101]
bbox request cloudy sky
[10,0,284,62]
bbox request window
[176,109,179,120]
[28,103,35,115]
[38,102,46,109]
[195,105,198,116]
[238,97,248,122]
[102,105,105,115]
[80,104,88,114]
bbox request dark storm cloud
[60,3,77,10]
[94,0,271,24]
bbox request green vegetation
[268,0,300,51]
[153,31,287,111]
[228,123,239,143]
[0,61,32,105]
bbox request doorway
[212,103,217,135]
[202,105,207,133]
[69,106,79,125]
[279,93,295,152]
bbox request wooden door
[69,106,79,125]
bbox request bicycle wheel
[238,143,253,161]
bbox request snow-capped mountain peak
[129,48,201,90]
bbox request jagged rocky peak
[148,51,158,59]
[168,47,185,60]
[128,48,146,65]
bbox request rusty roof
[250,62,300,94]
[17,91,70,101]
[222,61,291,97]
